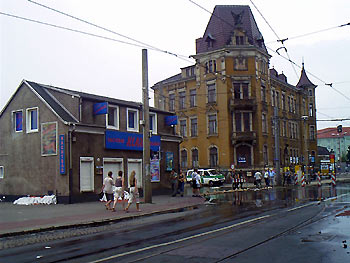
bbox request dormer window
[205,33,215,49]
[236,36,244,45]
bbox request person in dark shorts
[102,171,114,210]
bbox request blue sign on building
[105,130,160,151]
[165,115,178,126]
[93,102,108,115]
[59,135,66,174]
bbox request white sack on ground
[13,195,57,205]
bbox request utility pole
[142,49,152,203]
[302,116,309,181]
[274,107,281,185]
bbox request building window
[303,99,306,115]
[233,83,249,99]
[190,117,198,137]
[276,91,280,108]
[207,84,216,103]
[262,113,267,133]
[281,92,286,110]
[180,119,187,137]
[169,93,175,111]
[179,91,186,110]
[190,89,196,107]
[205,60,217,73]
[263,145,268,165]
[0,166,4,179]
[308,89,313,97]
[283,121,286,137]
[192,149,199,168]
[127,108,139,132]
[310,125,315,140]
[209,147,218,167]
[261,86,266,102]
[181,149,188,169]
[26,107,38,133]
[235,35,244,45]
[13,110,23,132]
[208,114,217,135]
[309,103,314,117]
[149,112,157,134]
[235,112,242,132]
[106,105,119,129]
[271,90,275,107]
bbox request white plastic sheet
[13,195,57,205]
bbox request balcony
[230,98,257,111]
[231,131,257,145]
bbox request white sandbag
[13,195,57,205]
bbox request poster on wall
[150,158,160,182]
[165,152,174,171]
[41,122,57,156]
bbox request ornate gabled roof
[196,5,267,54]
[296,63,316,88]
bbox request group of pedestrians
[254,168,276,188]
[102,170,141,213]
[170,169,185,197]
[230,171,246,190]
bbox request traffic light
[337,125,342,133]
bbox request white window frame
[180,149,188,169]
[190,116,198,137]
[207,113,217,135]
[12,109,24,133]
[149,112,158,134]
[179,118,187,137]
[26,107,39,133]
[79,157,94,192]
[127,108,139,132]
[106,105,119,130]
[0,166,4,179]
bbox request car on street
[186,169,225,187]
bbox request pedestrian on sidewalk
[254,170,262,188]
[170,169,178,197]
[177,170,185,197]
[125,170,141,212]
[112,171,125,212]
[239,171,245,189]
[192,168,202,197]
[231,172,239,190]
[269,168,275,186]
[264,169,270,187]
[102,171,114,210]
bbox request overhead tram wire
[27,0,194,63]
[0,12,149,49]
[249,0,298,79]
[266,22,350,44]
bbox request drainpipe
[68,124,74,203]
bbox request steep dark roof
[196,5,267,54]
[26,81,78,123]
[296,63,316,88]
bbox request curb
[0,203,204,238]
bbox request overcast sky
[1,0,350,130]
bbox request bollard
[301,172,306,187]
[294,173,298,185]
[331,171,336,186]
[317,172,321,187]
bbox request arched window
[192,149,199,168]
[209,147,218,167]
[180,149,187,169]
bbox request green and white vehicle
[186,169,225,187]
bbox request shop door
[103,158,123,182]
[80,157,94,192]
[127,159,142,188]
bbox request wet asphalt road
[1,183,350,263]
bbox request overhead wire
[27,0,193,63]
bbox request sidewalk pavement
[1,175,349,237]
[0,194,206,237]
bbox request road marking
[323,193,350,202]
[287,202,316,212]
[88,214,271,263]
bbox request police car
[186,169,225,187]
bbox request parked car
[186,169,225,187]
